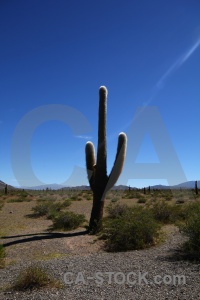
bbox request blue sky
[0,0,200,188]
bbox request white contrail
[110,36,200,136]
[180,37,200,64]
[156,37,200,89]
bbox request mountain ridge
[4,180,199,190]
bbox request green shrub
[176,199,185,204]
[7,197,31,203]
[0,244,5,257]
[165,195,173,201]
[127,194,135,199]
[179,203,200,259]
[111,197,119,203]
[137,198,146,204]
[0,244,5,268]
[6,191,31,203]
[106,203,128,219]
[182,201,200,218]
[13,265,60,290]
[31,200,71,218]
[102,206,160,252]
[51,211,86,230]
[0,202,4,211]
[150,201,184,224]
[46,206,61,220]
[61,199,71,208]
[69,196,77,201]
[32,201,53,217]
[18,191,28,198]
[36,197,56,202]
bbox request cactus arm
[106,132,127,191]
[85,141,96,190]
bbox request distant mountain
[148,184,169,190]
[61,185,90,190]
[21,184,91,191]
[15,180,200,191]
[112,185,129,190]
[0,180,16,190]
[146,181,200,190]
[20,184,129,191]
[0,180,7,189]
[172,180,200,189]
[21,183,66,190]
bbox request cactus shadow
[1,229,89,248]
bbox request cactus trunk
[5,184,8,195]
[85,86,127,233]
[89,190,106,230]
[195,180,198,195]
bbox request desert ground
[0,188,200,299]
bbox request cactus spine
[85,86,127,232]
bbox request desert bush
[18,190,29,197]
[46,205,62,220]
[0,244,5,268]
[51,211,86,230]
[111,197,120,203]
[12,265,60,290]
[123,192,135,199]
[0,201,4,211]
[7,196,31,203]
[69,196,77,201]
[179,202,200,259]
[0,244,5,257]
[36,196,57,202]
[60,199,71,208]
[181,201,200,219]
[165,195,173,201]
[150,201,184,224]
[106,203,129,219]
[137,198,146,204]
[31,201,55,217]
[32,199,71,219]
[102,206,160,252]
[6,191,31,203]
[176,199,185,204]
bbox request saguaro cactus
[5,184,8,195]
[85,86,127,232]
[195,180,198,195]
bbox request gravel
[1,228,200,300]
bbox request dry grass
[12,264,62,290]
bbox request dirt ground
[0,197,102,266]
[0,188,193,267]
